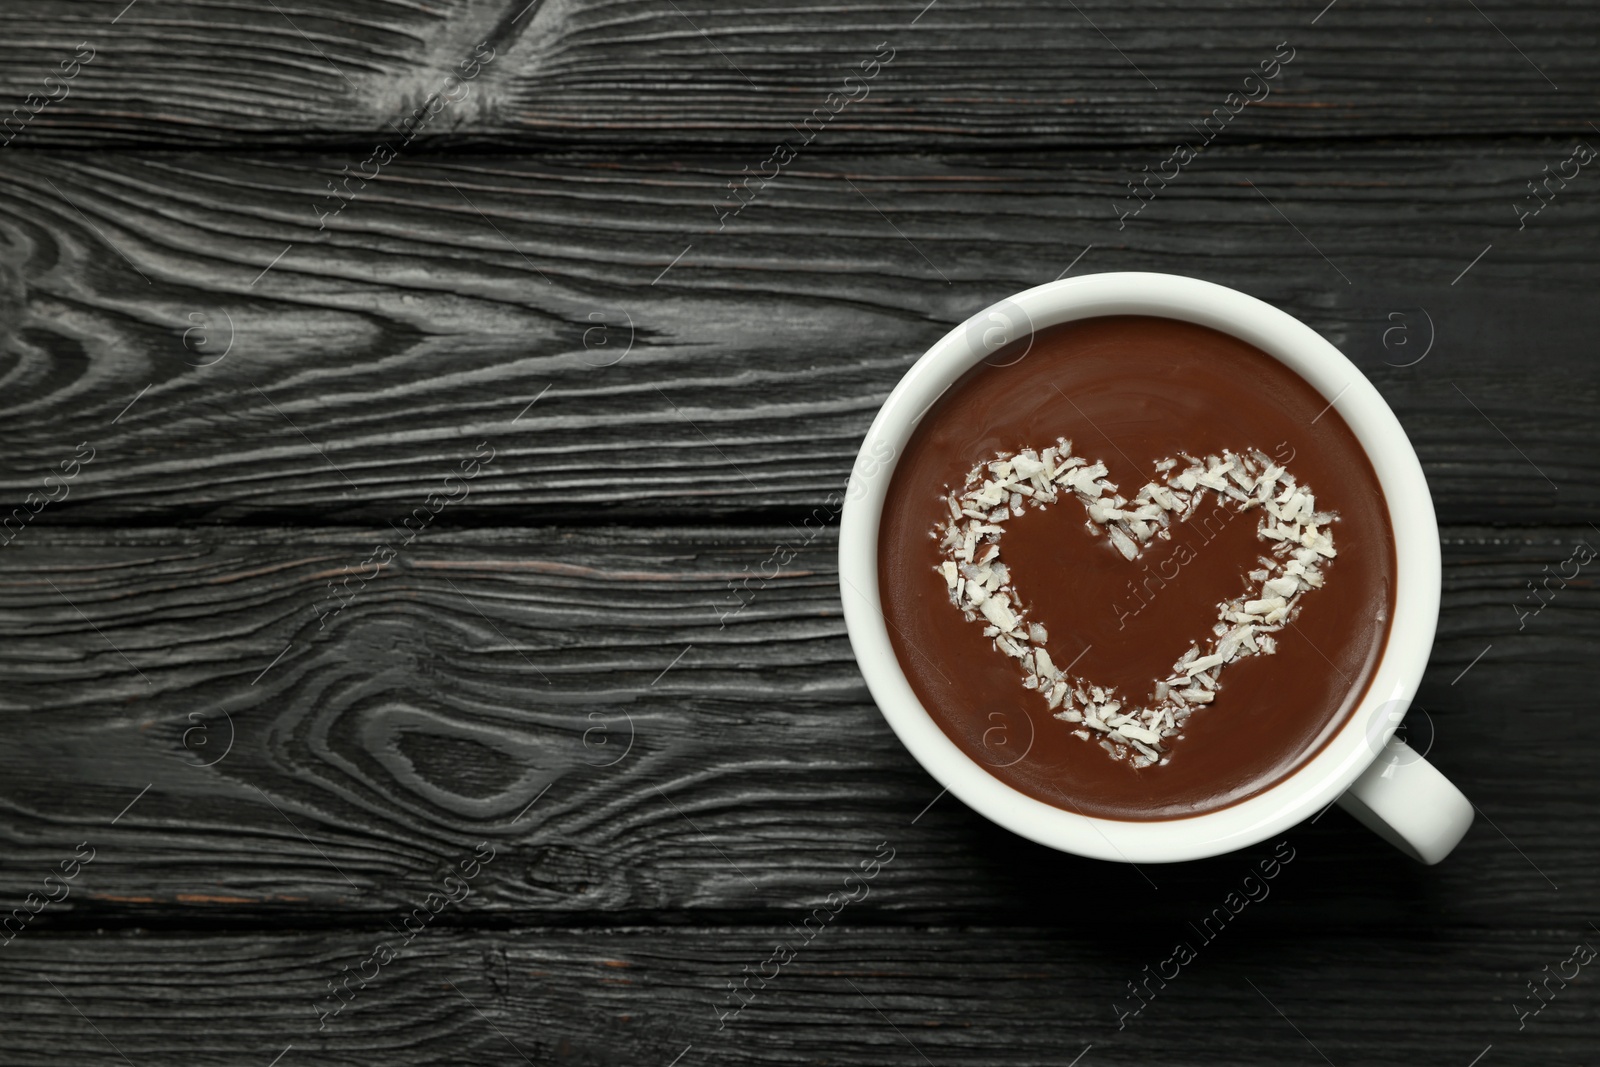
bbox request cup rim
[838,271,1440,863]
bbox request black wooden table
[2,2,1596,1063]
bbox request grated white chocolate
[933,441,1337,768]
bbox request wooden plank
[1,1,1597,148]
[0,0,509,148]
[1,923,1593,1063]
[0,147,1595,526]
[0,525,1592,924]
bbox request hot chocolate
[877,315,1396,820]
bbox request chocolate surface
[877,315,1396,820]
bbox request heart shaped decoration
[934,440,1338,767]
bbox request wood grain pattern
[0,923,1593,1064]
[4,1,1599,1059]
[0,1,1597,148]
[0,525,1591,924]
[0,147,1596,526]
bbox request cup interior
[839,272,1440,863]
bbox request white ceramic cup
[839,272,1473,865]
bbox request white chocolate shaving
[933,441,1337,766]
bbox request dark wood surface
[2,2,1596,1065]
[1,0,1597,148]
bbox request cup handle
[1335,740,1473,864]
